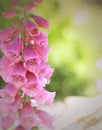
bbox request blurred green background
[0,0,102,100]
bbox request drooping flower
[23,71,41,97]
[0,37,22,64]
[0,83,18,103]
[36,109,55,130]
[0,56,14,82]
[25,20,40,36]
[33,32,48,47]
[33,15,50,29]
[0,24,16,41]
[24,45,41,73]
[10,62,27,87]
[19,103,37,129]
[34,89,56,106]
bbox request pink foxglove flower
[23,72,42,97]
[0,25,16,41]
[7,94,21,120]
[0,0,55,129]
[3,10,17,18]
[25,20,40,36]
[33,15,50,29]
[0,56,14,82]
[33,32,48,47]
[10,62,27,87]
[34,89,56,106]
[24,45,41,72]
[0,37,22,64]
[0,93,21,120]
[36,109,55,130]
[0,83,18,103]
[40,64,54,84]
[19,103,37,129]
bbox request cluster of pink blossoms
[0,0,56,130]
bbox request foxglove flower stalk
[0,0,55,130]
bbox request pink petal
[0,56,14,82]
[0,25,16,41]
[24,46,41,72]
[20,103,37,129]
[35,45,50,63]
[0,37,22,64]
[0,83,18,103]
[8,94,21,119]
[23,72,41,97]
[25,20,40,36]
[33,32,48,47]
[40,64,54,84]
[10,62,27,87]
[36,109,55,130]
[34,89,56,106]
[33,15,50,29]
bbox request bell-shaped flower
[23,72,41,97]
[0,56,14,82]
[36,109,55,130]
[35,45,50,63]
[34,89,56,106]
[0,83,18,104]
[19,103,37,129]
[0,94,21,120]
[7,94,21,120]
[33,15,50,29]
[0,37,22,64]
[25,20,40,36]
[24,45,41,73]
[10,62,27,87]
[0,25,16,41]
[33,32,48,47]
[40,64,54,84]
[0,93,21,120]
